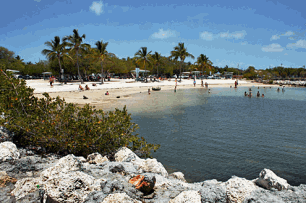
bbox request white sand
[28,78,274,106]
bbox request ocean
[106,85,306,185]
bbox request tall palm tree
[196,54,209,76]
[94,40,109,84]
[134,47,152,82]
[64,29,90,83]
[170,42,194,81]
[151,52,162,77]
[41,36,71,81]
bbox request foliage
[170,43,194,78]
[0,67,160,158]
[134,47,152,80]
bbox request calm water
[105,86,306,185]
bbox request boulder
[135,158,168,177]
[11,177,43,200]
[115,147,140,162]
[40,154,82,180]
[102,193,142,203]
[0,141,20,162]
[87,152,108,164]
[256,168,290,191]
[168,190,201,203]
[225,176,258,203]
[169,172,186,182]
[198,179,227,203]
[129,174,156,194]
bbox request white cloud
[121,6,129,12]
[89,1,104,15]
[270,35,280,41]
[200,31,214,41]
[262,43,284,52]
[283,31,294,36]
[287,40,306,49]
[151,29,178,39]
[200,30,246,41]
[34,0,41,2]
[219,31,246,39]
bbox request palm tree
[41,36,71,81]
[134,47,152,82]
[170,42,194,81]
[196,54,209,76]
[94,40,109,84]
[151,52,162,77]
[64,29,90,83]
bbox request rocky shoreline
[1,139,306,203]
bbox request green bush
[0,66,160,158]
[268,80,273,84]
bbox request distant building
[224,71,233,79]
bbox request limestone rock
[11,177,42,200]
[169,172,186,182]
[40,154,82,180]
[102,193,142,203]
[168,190,201,203]
[87,152,108,164]
[256,168,290,191]
[198,179,227,203]
[115,147,140,162]
[225,176,258,203]
[135,158,168,177]
[0,141,20,162]
[43,171,100,203]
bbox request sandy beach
[29,78,276,107]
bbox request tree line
[1,28,306,80]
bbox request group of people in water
[244,90,264,97]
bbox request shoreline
[30,79,277,107]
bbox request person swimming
[244,91,247,96]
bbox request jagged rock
[16,189,45,203]
[134,158,168,177]
[197,179,227,203]
[169,172,186,182]
[43,171,101,203]
[83,191,107,203]
[0,171,17,187]
[256,168,290,191]
[40,154,82,180]
[225,176,258,203]
[168,190,201,203]
[129,174,156,195]
[87,153,108,164]
[11,177,42,200]
[0,142,20,162]
[115,147,140,162]
[102,193,142,203]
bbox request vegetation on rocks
[0,66,160,158]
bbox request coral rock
[256,168,290,191]
[102,193,141,203]
[169,190,201,203]
[87,152,109,164]
[0,141,20,162]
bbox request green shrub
[0,66,160,158]
[268,80,273,84]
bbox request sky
[1,0,306,70]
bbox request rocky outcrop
[0,142,305,202]
[256,168,290,191]
[0,142,20,162]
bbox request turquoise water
[111,86,306,185]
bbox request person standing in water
[257,91,260,97]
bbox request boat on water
[152,87,161,91]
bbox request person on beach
[174,85,177,92]
[234,80,237,88]
[257,91,260,97]
[79,85,84,91]
[49,76,54,87]
[205,82,208,88]
[105,91,109,95]
[85,85,90,90]
[148,88,151,95]
[262,94,264,97]
[201,79,204,87]
[193,79,196,87]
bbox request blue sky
[1,0,306,70]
